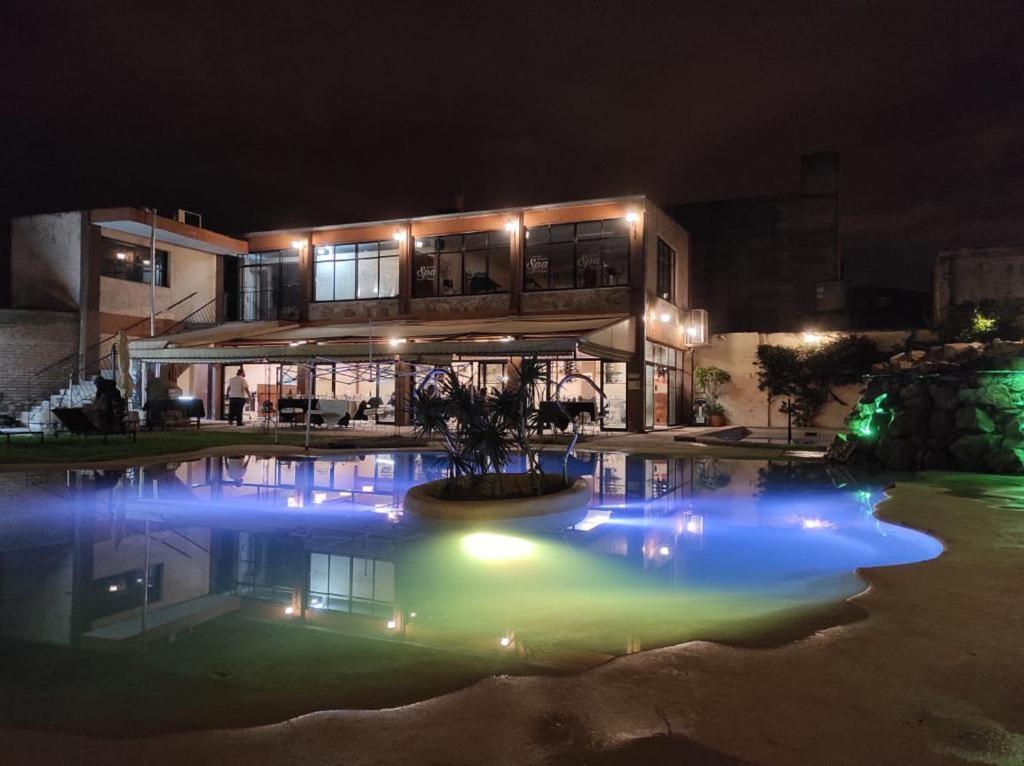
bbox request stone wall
[0,309,80,413]
[836,341,1024,473]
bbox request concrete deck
[2,472,1022,764]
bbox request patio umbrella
[115,329,134,402]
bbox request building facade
[7,197,702,433]
[932,246,1024,325]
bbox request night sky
[1,0,1021,291]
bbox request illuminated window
[413,230,510,298]
[100,239,169,287]
[314,240,399,301]
[523,219,628,291]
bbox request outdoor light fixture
[389,337,406,346]
[625,211,639,223]
[393,230,406,242]
[409,611,417,619]
[499,335,513,342]
[499,636,512,647]
[802,331,824,345]
[284,605,295,616]
[108,584,119,592]
[291,239,305,249]
[288,340,308,347]
[142,259,151,265]
[659,312,671,323]
[415,239,424,248]
[462,532,534,562]
[115,252,127,260]
[504,220,516,232]
[386,619,398,630]
[659,545,671,556]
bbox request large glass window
[308,553,395,615]
[92,564,163,619]
[656,238,675,301]
[413,230,510,298]
[101,239,169,287]
[314,240,399,301]
[239,251,302,320]
[524,219,629,291]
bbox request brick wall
[0,309,80,413]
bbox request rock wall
[836,340,1024,473]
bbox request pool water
[0,452,941,735]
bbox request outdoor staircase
[17,375,108,433]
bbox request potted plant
[695,366,731,426]
[403,357,598,520]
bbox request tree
[694,366,731,411]
[755,335,881,427]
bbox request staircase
[17,375,109,433]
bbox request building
[932,246,1024,325]
[1,208,244,417]
[671,152,842,333]
[5,196,702,432]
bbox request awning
[130,321,299,351]
[91,208,248,255]
[129,314,635,364]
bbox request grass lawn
[0,613,535,737]
[0,428,429,466]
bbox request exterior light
[284,605,295,616]
[625,211,639,223]
[659,312,671,323]
[462,532,534,562]
[687,326,699,337]
[108,584,119,592]
[393,230,406,242]
[409,611,417,619]
[386,619,397,630]
[291,239,305,249]
[499,335,513,342]
[658,545,671,556]
[142,259,151,265]
[499,636,512,647]
[288,339,307,347]
[803,332,824,345]
[389,337,406,347]
[415,239,424,248]
[115,252,128,260]
[504,220,516,232]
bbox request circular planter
[403,475,592,521]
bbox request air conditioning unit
[176,209,203,228]
[684,309,709,346]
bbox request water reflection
[0,453,940,664]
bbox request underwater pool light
[461,532,534,562]
[801,518,836,530]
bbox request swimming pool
[0,451,941,735]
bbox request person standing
[225,368,251,426]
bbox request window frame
[100,238,170,287]
[412,229,510,298]
[656,237,676,302]
[522,219,630,292]
[313,240,399,302]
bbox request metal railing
[162,295,223,336]
[34,292,200,382]
[228,287,302,322]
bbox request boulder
[980,383,1014,410]
[948,434,1000,472]
[928,410,954,440]
[928,383,959,411]
[985,447,1024,474]
[954,406,996,433]
[920,449,954,471]
[875,436,917,471]
[943,343,982,362]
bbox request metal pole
[304,359,314,450]
[274,364,282,445]
[149,208,158,337]
[787,398,793,445]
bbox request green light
[461,532,535,562]
[972,310,997,334]
[848,393,890,441]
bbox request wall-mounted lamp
[393,230,407,242]
[389,337,406,347]
[625,211,639,224]
[504,220,516,232]
[659,312,671,323]
[291,239,305,250]
[115,252,128,261]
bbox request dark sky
[1,0,1022,291]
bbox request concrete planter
[403,475,592,521]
